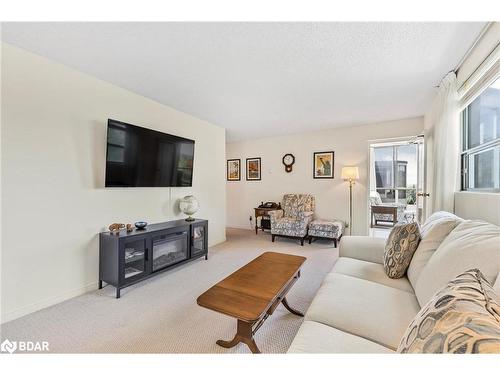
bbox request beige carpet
[0,228,338,353]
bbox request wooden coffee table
[196,251,306,353]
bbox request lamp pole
[349,178,354,235]
[341,166,359,236]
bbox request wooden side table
[254,207,281,234]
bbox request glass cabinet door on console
[151,230,189,272]
[191,223,207,258]
[121,237,148,283]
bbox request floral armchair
[269,194,315,246]
[369,191,406,227]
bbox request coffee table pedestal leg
[216,319,261,354]
[281,297,304,317]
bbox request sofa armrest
[339,236,386,264]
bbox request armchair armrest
[339,236,386,264]
[268,210,284,220]
[269,209,284,227]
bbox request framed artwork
[246,157,261,181]
[313,151,335,179]
[227,159,241,181]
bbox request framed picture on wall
[227,159,241,181]
[246,157,261,181]
[313,151,335,179]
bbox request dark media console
[99,219,208,298]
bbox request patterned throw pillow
[398,269,500,353]
[383,222,420,279]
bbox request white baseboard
[2,236,228,324]
[1,281,98,324]
[208,235,227,247]
[226,225,254,230]
[1,234,228,324]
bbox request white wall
[1,44,226,323]
[226,117,424,234]
[455,192,500,225]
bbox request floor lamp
[341,166,359,235]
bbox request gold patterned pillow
[398,269,500,353]
[383,222,420,279]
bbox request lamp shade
[341,166,359,180]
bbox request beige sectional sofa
[288,211,500,353]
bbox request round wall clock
[282,153,295,173]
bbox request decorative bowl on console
[134,221,148,230]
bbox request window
[372,143,418,205]
[461,76,500,191]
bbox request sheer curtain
[424,72,460,215]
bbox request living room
[1,1,500,374]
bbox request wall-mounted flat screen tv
[105,119,195,187]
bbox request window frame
[460,77,500,192]
[372,143,418,204]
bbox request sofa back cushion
[407,211,463,288]
[421,211,462,230]
[414,220,500,306]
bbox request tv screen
[105,119,195,187]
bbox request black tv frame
[104,119,195,188]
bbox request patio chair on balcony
[369,191,406,228]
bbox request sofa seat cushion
[331,257,414,293]
[305,273,420,350]
[414,220,500,306]
[288,321,393,353]
[407,211,463,288]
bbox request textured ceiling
[1,22,485,142]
